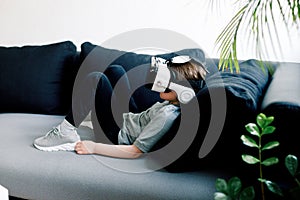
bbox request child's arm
[75,141,143,159]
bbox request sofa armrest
[261,62,300,161]
[261,62,300,111]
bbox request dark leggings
[65,65,138,144]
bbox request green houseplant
[214,113,300,200]
[240,113,282,199]
[211,0,300,72]
[285,154,300,199]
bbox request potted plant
[214,113,300,199]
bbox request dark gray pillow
[200,59,270,112]
[0,41,77,114]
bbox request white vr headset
[147,55,206,104]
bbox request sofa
[0,41,299,200]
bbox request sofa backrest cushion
[79,42,206,112]
[202,59,270,113]
[0,41,78,114]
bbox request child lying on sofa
[33,56,207,158]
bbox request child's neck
[170,100,180,105]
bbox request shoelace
[45,127,61,137]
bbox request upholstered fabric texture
[0,41,78,114]
[0,113,224,200]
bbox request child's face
[159,90,179,104]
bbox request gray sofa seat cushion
[0,113,228,200]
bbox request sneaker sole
[34,142,78,152]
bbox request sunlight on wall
[0,0,299,62]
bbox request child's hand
[75,141,95,154]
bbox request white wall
[0,0,299,62]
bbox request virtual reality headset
[146,55,208,104]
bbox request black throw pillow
[0,41,78,114]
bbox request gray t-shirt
[118,101,180,153]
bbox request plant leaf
[256,113,266,128]
[285,154,298,176]
[214,192,228,200]
[262,141,279,151]
[216,3,248,72]
[228,177,242,198]
[245,123,260,136]
[240,186,255,200]
[215,178,228,193]
[258,178,267,183]
[264,180,284,196]
[242,154,260,164]
[241,135,258,148]
[264,116,274,126]
[262,126,276,135]
[262,157,279,166]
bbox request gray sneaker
[34,125,80,151]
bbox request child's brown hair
[169,59,208,93]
